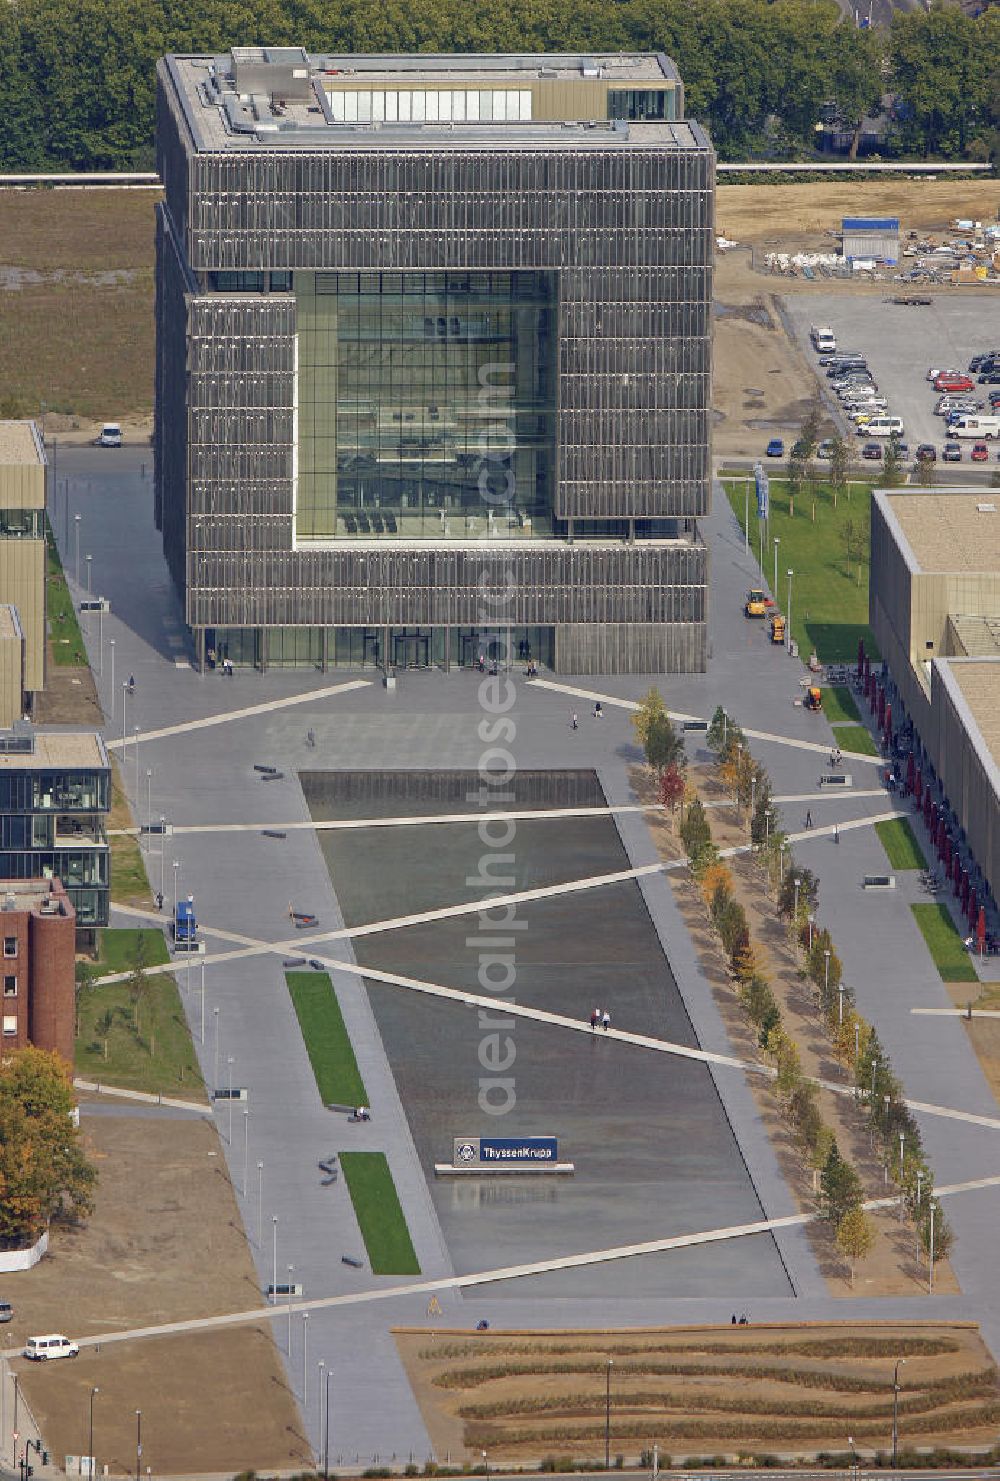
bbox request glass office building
[155,49,714,673]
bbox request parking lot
[784,292,1000,462]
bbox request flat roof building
[0,723,111,936]
[870,489,1000,907]
[0,421,46,709]
[155,48,714,674]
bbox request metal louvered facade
[154,50,714,674]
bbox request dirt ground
[633,765,958,1300]
[396,1321,999,1463]
[716,177,997,250]
[8,1112,309,1476]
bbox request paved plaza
[49,445,1000,1465]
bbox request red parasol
[969,887,978,930]
[884,702,892,743]
[906,754,915,795]
[977,906,987,954]
[914,768,922,807]
[857,637,865,678]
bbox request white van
[24,1334,79,1361]
[810,324,837,353]
[864,416,905,439]
[94,423,122,448]
[950,415,1000,439]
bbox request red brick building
[0,879,76,1064]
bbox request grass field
[912,903,979,983]
[876,817,927,872]
[832,724,878,756]
[108,760,154,907]
[398,1322,1000,1461]
[724,478,879,663]
[340,1151,420,1275]
[46,523,88,666]
[823,685,863,726]
[96,927,169,973]
[77,939,204,1097]
[286,971,368,1107]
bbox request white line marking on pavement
[111,804,652,838]
[530,677,884,766]
[70,1172,1000,1351]
[912,1008,1000,1019]
[105,679,371,752]
[74,1078,208,1114]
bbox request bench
[819,773,853,787]
[862,875,896,890]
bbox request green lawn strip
[96,926,170,974]
[822,685,863,726]
[911,903,978,984]
[76,968,206,1097]
[831,724,878,756]
[339,1151,420,1275]
[722,478,879,663]
[875,817,927,872]
[45,521,88,666]
[286,971,368,1107]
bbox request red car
[934,373,975,393]
[972,441,989,462]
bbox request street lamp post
[85,553,92,600]
[786,568,794,653]
[318,1359,325,1434]
[891,1358,906,1467]
[74,513,81,588]
[144,770,152,849]
[838,980,845,1025]
[158,819,165,902]
[323,1364,332,1479]
[287,1265,295,1353]
[121,682,129,751]
[98,602,104,675]
[135,1409,142,1481]
[272,1215,278,1295]
[793,876,802,935]
[605,1357,613,1470]
[200,958,205,1045]
[226,1055,235,1144]
[133,724,140,802]
[302,1313,309,1404]
[929,1200,937,1292]
[773,536,780,600]
[824,949,831,1011]
[109,639,115,722]
[89,1387,99,1477]
[243,1107,249,1196]
[171,860,180,927]
[898,1131,906,1221]
[213,1006,220,1090]
[848,1436,856,1481]
[257,1160,264,1245]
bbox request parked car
[816,439,836,459]
[979,372,1000,385]
[934,373,975,393]
[862,442,883,461]
[972,441,989,462]
[915,444,937,462]
[0,1302,12,1324]
[970,356,985,372]
[927,366,961,381]
[24,1334,79,1361]
[765,438,784,458]
[93,423,122,448]
[942,442,962,462]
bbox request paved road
[41,443,1000,1465]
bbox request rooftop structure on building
[155,47,714,676]
[0,722,110,936]
[0,877,76,1062]
[871,488,1000,910]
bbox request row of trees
[0,1047,96,1247]
[674,705,951,1283]
[0,0,997,170]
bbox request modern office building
[0,724,111,936]
[870,489,1000,905]
[0,422,46,710]
[0,878,76,1063]
[155,48,714,673]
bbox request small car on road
[765,438,784,458]
[861,442,883,461]
[915,444,937,463]
[942,443,962,462]
[24,1334,79,1361]
[972,442,989,463]
[93,423,122,448]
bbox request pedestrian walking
[590,1007,600,1032]
[571,713,579,731]
[834,822,840,845]
[601,1010,611,1032]
[593,702,603,719]
[804,809,813,829]
[127,673,135,693]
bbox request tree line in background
[0,0,997,171]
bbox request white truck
[949,415,1000,440]
[810,324,837,353]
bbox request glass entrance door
[393,631,430,669]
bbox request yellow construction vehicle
[805,686,823,712]
[769,612,786,645]
[744,588,769,619]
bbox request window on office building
[2,1015,16,1036]
[325,89,532,124]
[3,976,16,996]
[3,937,16,958]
